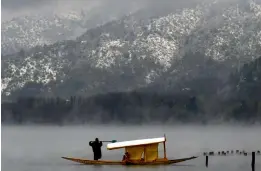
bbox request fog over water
[1,0,261,170]
[2,125,261,171]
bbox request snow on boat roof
[107,137,165,150]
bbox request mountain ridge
[2,0,261,100]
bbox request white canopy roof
[107,137,166,150]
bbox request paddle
[101,140,117,143]
[89,140,117,143]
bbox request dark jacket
[89,140,103,160]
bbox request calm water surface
[2,125,261,171]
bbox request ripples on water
[2,125,261,171]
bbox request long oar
[101,140,117,143]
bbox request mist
[2,125,261,171]
[3,0,256,21]
[2,0,261,170]
[1,0,144,21]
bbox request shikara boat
[61,135,198,165]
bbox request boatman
[89,138,103,160]
[122,152,130,162]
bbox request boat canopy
[107,137,165,150]
[107,137,166,161]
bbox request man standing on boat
[89,138,103,160]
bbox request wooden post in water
[163,134,167,159]
[252,152,255,171]
[205,155,208,167]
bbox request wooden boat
[61,135,198,165]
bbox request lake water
[2,125,261,171]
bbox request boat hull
[61,156,198,165]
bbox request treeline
[223,56,261,122]
[1,90,261,125]
[1,92,202,124]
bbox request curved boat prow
[61,156,198,165]
[168,156,198,164]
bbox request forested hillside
[1,0,261,124]
[2,0,261,100]
[2,57,261,124]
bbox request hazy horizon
[2,2,261,171]
[2,125,261,171]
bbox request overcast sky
[1,0,193,10]
[2,0,260,21]
[2,0,129,10]
[2,0,97,20]
[1,0,148,21]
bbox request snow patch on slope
[94,38,127,68]
[2,53,70,96]
[134,6,204,71]
[205,1,261,62]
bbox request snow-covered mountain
[1,3,142,55]
[2,0,261,99]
